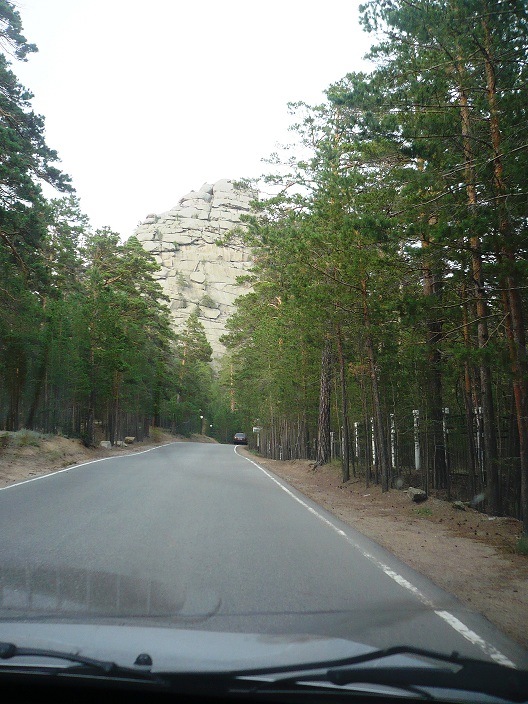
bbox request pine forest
[1,1,527,533]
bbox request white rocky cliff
[133,179,255,360]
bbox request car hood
[0,621,381,673]
[3,622,527,703]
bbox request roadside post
[253,425,262,453]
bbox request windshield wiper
[2,641,527,702]
[228,646,528,703]
[0,641,160,683]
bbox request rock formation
[133,179,255,360]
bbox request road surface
[0,441,526,667]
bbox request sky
[14,0,374,239]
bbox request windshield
[0,0,527,700]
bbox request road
[0,441,526,667]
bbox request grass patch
[414,506,433,516]
[515,536,528,556]
[12,429,46,448]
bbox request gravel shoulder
[1,432,526,649]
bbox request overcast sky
[14,1,374,238]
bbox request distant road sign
[253,427,262,433]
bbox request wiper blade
[230,646,528,703]
[326,646,528,703]
[0,641,159,682]
[2,640,526,701]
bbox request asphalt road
[0,441,526,668]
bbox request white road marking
[236,448,516,668]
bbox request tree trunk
[336,324,350,482]
[315,335,333,467]
[5,340,26,432]
[25,347,48,430]
[458,66,500,513]
[361,278,390,491]
[461,285,479,498]
[84,343,96,447]
[421,235,448,491]
[482,21,528,532]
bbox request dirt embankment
[1,432,526,649]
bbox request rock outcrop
[134,179,255,360]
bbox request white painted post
[370,417,376,466]
[390,413,396,470]
[413,409,420,471]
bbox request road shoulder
[238,448,528,650]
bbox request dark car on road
[233,432,248,445]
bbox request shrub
[149,427,163,443]
[515,536,528,556]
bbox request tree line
[1,0,527,532]
[0,2,239,446]
[220,0,528,533]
